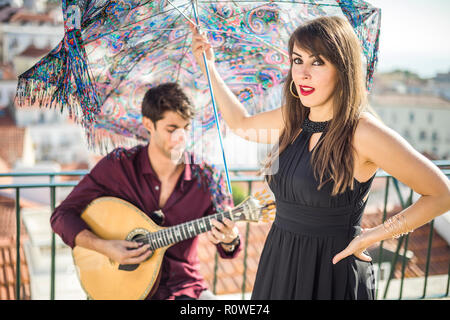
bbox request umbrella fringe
[15,76,143,156]
[14,28,102,128]
[14,76,87,125]
[191,158,234,212]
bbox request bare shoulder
[355,111,386,138]
[353,111,388,165]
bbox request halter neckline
[301,117,331,133]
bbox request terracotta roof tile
[0,196,31,300]
[198,221,272,295]
[16,44,52,58]
[0,63,16,80]
[0,237,31,300]
[0,107,15,126]
[9,11,55,24]
[0,126,25,168]
[0,6,21,23]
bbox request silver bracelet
[383,213,413,239]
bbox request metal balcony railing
[0,161,449,300]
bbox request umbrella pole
[190,0,233,195]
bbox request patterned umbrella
[14,0,381,195]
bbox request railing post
[15,188,21,300]
[241,180,252,300]
[446,262,450,297]
[50,174,56,300]
[399,234,410,299]
[383,235,405,299]
[376,176,390,299]
[383,177,408,299]
[399,189,413,300]
[422,219,435,299]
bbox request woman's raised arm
[190,24,285,144]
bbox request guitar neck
[144,210,234,250]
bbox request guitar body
[71,192,275,300]
[72,197,167,300]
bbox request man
[50,82,241,300]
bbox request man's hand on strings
[207,218,239,246]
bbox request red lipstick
[299,85,315,96]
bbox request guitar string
[132,208,236,244]
[138,201,276,245]
[131,201,275,245]
[148,200,276,245]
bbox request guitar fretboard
[144,210,234,250]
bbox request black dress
[251,118,376,300]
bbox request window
[409,112,415,123]
[432,131,438,142]
[432,146,439,155]
[419,131,426,141]
[403,129,411,139]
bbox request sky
[368,0,450,78]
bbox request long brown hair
[263,16,379,196]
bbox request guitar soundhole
[118,230,152,272]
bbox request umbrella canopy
[14,0,381,195]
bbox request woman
[190,16,450,299]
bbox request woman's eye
[293,57,302,64]
[313,59,324,66]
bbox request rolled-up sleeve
[50,158,115,248]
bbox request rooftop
[0,125,25,168]
[369,93,450,109]
[0,195,31,300]
[16,44,52,59]
[0,5,59,25]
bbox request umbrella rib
[83,1,192,45]
[197,0,369,9]
[167,0,197,26]
[201,27,289,58]
[174,32,192,82]
[196,1,271,23]
[191,2,290,57]
[99,20,185,103]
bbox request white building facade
[370,94,450,159]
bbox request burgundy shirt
[50,144,241,300]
